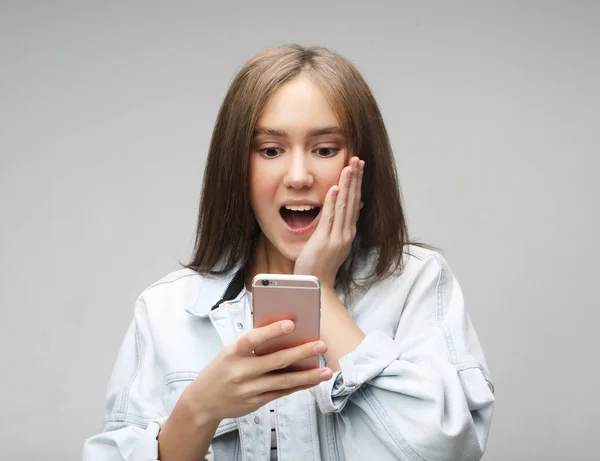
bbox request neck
[244,234,294,288]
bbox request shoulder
[390,246,464,314]
[344,245,453,306]
[401,245,454,280]
[145,268,202,292]
[355,244,454,285]
[133,268,207,316]
[395,245,460,298]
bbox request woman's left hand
[294,156,364,288]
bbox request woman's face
[249,74,348,263]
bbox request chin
[280,247,302,263]
[276,240,306,262]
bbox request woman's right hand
[180,319,333,425]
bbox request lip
[279,199,322,208]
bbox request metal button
[253,415,260,424]
[236,322,244,330]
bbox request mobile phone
[252,274,321,372]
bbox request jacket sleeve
[311,252,495,461]
[81,294,213,461]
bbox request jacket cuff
[131,416,214,461]
[311,331,400,414]
[131,417,168,461]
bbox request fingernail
[313,342,326,354]
[320,368,333,379]
[282,321,295,332]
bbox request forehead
[256,75,340,132]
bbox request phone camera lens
[262,279,269,286]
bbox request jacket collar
[185,262,245,318]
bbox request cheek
[319,162,346,190]
[249,164,279,207]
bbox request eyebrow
[253,126,342,138]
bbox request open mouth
[280,206,321,231]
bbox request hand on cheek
[293,157,365,288]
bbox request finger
[252,367,333,395]
[256,382,326,407]
[235,320,295,356]
[352,160,365,225]
[252,340,327,376]
[331,164,354,238]
[314,185,338,238]
[344,158,361,230]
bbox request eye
[314,147,340,158]
[259,147,282,158]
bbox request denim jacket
[82,246,495,461]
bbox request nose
[282,151,314,189]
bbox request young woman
[83,44,494,461]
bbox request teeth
[284,205,316,211]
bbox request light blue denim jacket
[82,246,494,461]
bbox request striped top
[244,289,278,459]
[269,400,277,460]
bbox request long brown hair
[187,44,410,293]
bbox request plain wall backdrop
[1,1,598,460]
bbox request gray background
[1,1,598,460]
